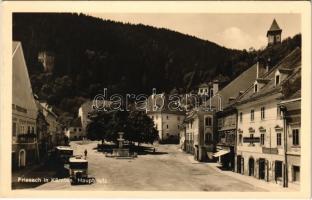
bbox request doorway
[237,155,242,173]
[248,157,255,176]
[18,149,26,168]
[259,158,266,180]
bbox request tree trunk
[101,138,104,145]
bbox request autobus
[55,146,74,164]
[69,155,88,184]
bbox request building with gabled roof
[182,61,265,162]
[65,117,83,140]
[234,47,301,187]
[12,41,39,169]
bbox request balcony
[17,133,37,144]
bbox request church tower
[267,19,282,46]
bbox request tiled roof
[207,62,261,109]
[236,47,301,105]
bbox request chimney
[212,81,219,96]
[266,58,271,72]
[256,61,266,78]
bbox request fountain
[110,132,133,158]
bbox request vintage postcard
[0,1,311,198]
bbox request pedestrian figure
[84,149,88,159]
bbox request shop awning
[213,149,230,157]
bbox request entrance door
[248,157,255,176]
[19,149,26,168]
[237,155,242,173]
[293,166,300,182]
[275,161,283,181]
[259,159,266,180]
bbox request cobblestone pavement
[16,141,271,191]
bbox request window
[205,133,212,144]
[239,134,242,144]
[276,35,280,41]
[166,115,169,120]
[151,116,154,120]
[277,133,282,146]
[239,112,243,123]
[250,110,254,121]
[177,125,180,129]
[74,128,77,132]
[177,116,180,121]
[292,129,300,146]
[12,122,17,136]
[277,107,282,118]
[261,107,265,120]
[166,125,169,129]
[31,127,35,134]
[260,134,265,145]
[254,84,258,93]
[27,126,31,134]
[275,75,280,85]
[190,121,193,129]
[200,89,203,93]
[205,117,212,126]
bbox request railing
[17,134,37,143]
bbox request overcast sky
[88,13,300,50]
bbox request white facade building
[235,48,301,187]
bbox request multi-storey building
[279,90,301,186]
[65,117,83,140]
[235,48,301,187]
[39,102,63,146]
[12,41,39,169]
[214,62,266,169]
[146,93,185,142]
[184,108,215,161]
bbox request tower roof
[268,19,282,32]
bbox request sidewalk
[206,162,300,192]
[183,154,300,192]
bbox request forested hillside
[12,13,301,121]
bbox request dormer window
[254,83,258,93]
[275,74,280,85]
